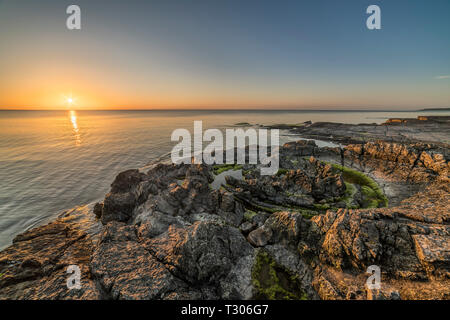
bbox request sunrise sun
[63,94,76,108]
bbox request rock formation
[1,119,449,300]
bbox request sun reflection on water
[69,110,81,146]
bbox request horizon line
[1,107,449,112]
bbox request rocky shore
[265,115,450,147]
[0,117,448,300]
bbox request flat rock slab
[413,234,450,279]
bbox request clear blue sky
[0,0,449,109]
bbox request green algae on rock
[252,250,308,300]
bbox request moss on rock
[330,163,388,208]
[213,164,243,175]
[276,168,289,176]
[243,210,258,222]
[251,250,308,300]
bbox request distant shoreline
[418,107,450,111]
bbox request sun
[63,94,77,108]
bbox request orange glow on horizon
[0,67,447,110]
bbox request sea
[1,109,449,249]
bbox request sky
[0,0,449,110]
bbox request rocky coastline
[0,116,448,300]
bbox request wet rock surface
[1,119,449,300]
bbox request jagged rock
[216,192,244,226]
[141,221,253,285]
[263,211,305,247]
[282,140,318,157]
[280,116,450,147]
[413,234,450,280]
[264,244,319,299]
[251,212,271,228]
[344,141,449,183]
[226,156,344,208]
[135,211,189,238]
[240,222,254,234]
[90,222,201,299]
[219,252,257,299]
[305,180,449,299]
[130,164,243,227]
[0,205,102,299]
[101,169,148,224]
[93,202,103,218]
[247,227,273,247]
[366,288,401,300]
[0,137,448,300]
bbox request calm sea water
[1,109,449,249]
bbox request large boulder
[101,169,148,224]
[142,221,253,284]
[90,222,201,299]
